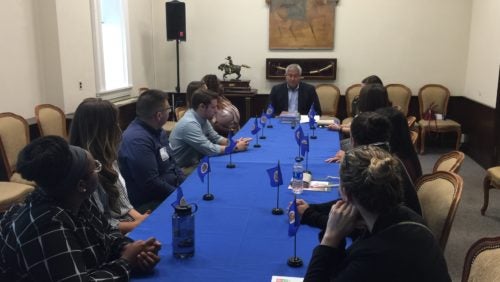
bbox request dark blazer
[269,82,322,115]
[304,206,451,282]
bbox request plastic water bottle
[172,204,197,258]
[292,161,304,194]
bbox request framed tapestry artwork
[266,58,337,80]
[268,0,336,49]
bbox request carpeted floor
[419,147,500,282]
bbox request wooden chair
[0,113,35,211]
[481,166,500,215]
[162,121,177,134]
[407,115,417,129]
[342,84,362,125]
[410,130,418,149]
[175,107,187,120]
[415,171,463,250]
[433,150,465,173]
[386,84,412,116]
[418,84,461,154]
[462,236,500,282]
[35,104,68,139]
[315,84,340,120]
[0,113,35,185]
[0,181,34,212]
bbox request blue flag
[171,186,185,208]
[308,104,316,127]
[294,125,304,146]
[197,156,210,182]
[265,104,274,118]
[250,117,261,135]
[266,163,283,187]
[300,135,309,157]
[288,199,301,237]
[260,111,268,126]
[225,131,236,154]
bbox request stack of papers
[278,112,300,124]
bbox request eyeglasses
[158,107,172,114]
[94,160,102,173]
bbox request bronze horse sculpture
[218,56,250,80]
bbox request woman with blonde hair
[304,145,450,282]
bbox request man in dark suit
[269,64,322,116]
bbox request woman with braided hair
[0,136,160,281]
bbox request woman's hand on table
[325,150,345,163]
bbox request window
[91,0,132,99]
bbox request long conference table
[130,118,341,281]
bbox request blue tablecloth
[130,119,341,281]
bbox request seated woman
[0,136,160,281]
[70,98,150,234]
[376,106,422,183]
[326,83,391,162]
[304,145,450,282]
[327,75,385,135]
[202,74,240,135]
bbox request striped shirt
[93,163,135,229]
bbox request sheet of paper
[300,115,320,123]
[316,119,334,126]
[271,276,303,282]
[288,180,338,192]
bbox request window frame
[90,0,133,100]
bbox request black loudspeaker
[166,1,186,41]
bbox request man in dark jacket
[269,64,321,115]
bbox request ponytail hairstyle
[340,145,403,213]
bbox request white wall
[153,0,472,99]
[129,0,157,91]
[2,0,499,119]
[0,0,157,119]
[0,1,43,117]
[464,0,500,107]
[54,0,96,113]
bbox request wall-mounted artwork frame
[266,58,337,80]
[268,0,336,49]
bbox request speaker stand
[172,38,180,121]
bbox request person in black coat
[304,146,450,282]
[269,64,321,115]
